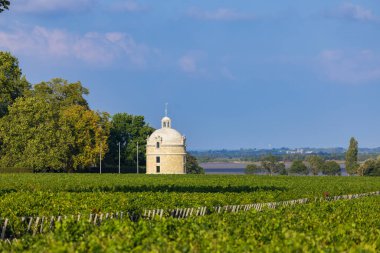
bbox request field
[0,174,379,252]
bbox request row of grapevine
[2,195,379,252]
[1,190,379,240]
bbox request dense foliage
[245,163,258,174]
[260,155,285,175]
[2,196,379,252]
[346,137,359,175]
[104,113,154,172]
[358,157,380,176]
[306,155,325,175]
[0,51,29,117]
[0,175,379,252]
[0,52,161,173]
[0,78,110,172]
[0,0,10,13]
[185,154,204,174]
[289,160,308,175]
[323,161,341,175]
[0,174,379,217]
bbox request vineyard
[0,174,379,252]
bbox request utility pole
[100,142,102,174]
[98,123,103,174]
[137,141,139,174]
[118,142,121,174]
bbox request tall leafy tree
[32,78,89,109]
[0,96,68,171]
[261,155,282,175]
[0,51,30,117]
[104,113,154,171]
[0,78,109,172]
[306,155,325,175]
[345,137,358,175]
[358,157,380,176]
[245,163,259,174]
[186,154,204,174]
[60,105,110,172]
[0,0,10,13]
[322,161,341,176]
[289,160,308,175]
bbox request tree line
[0,51,202,173]
[245,137,379,176]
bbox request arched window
[156,142,160,148]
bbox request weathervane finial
[165,102,168,117]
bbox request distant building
[146,114,186,174]
[285,148,314,155]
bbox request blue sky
[1,0,380,150]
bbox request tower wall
[146,145,186,174]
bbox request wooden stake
[1,218,8,240]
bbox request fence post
[49,216,55,231]
[27,217,33,232]
[33,217,40,236]
[40,216,45,234]
[1,219,8,240]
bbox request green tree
[186,154,204,174]
[104,113,154,172]
[261,155,282,175]
[322,161,341,176]
[0,96,68,171]
[0,78,109,172]
[0,0,10,13]
[245,163,259,174]
[289,160,308,175]
[32,78,89,108]
[358,158,380,176]
[278,163,288,175]
[345,137,358,175]
[306,155,325,175]
[60,105,110,172]
[0,51,30,117]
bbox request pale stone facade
[146,116,186,174]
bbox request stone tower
[146,115,186,174]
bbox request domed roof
[148,128,184,146]
[147,115,185,146]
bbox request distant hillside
[189,147,380,163]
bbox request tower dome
[161,116,171,128]
[146,112,187,174]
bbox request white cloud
[179,55,197,73]
[178,51,209,75]
[12,0,95,13]
[326,3,378,22]
[0,26,150,66]
[318,49,380,84]
[187,8,254,21]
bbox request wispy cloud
[318,49,380,84]
[12,0,95,13]
[178,51,209,76]
[221,67,237,81]
[0,26,151,67]
[109,1,147,12]
[187,8,254,21]
[325,3,378,22]
[179,55,197,73]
